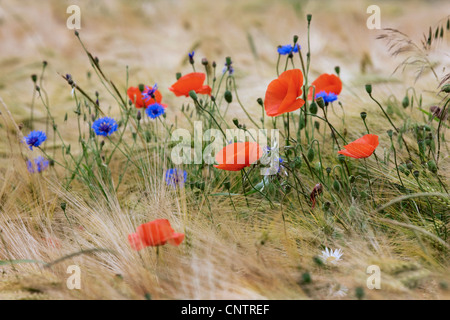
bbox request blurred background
[1,0,449,121]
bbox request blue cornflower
[277,44,300,55]
[142,83,158,104]
[165,169,187,187]
[315,91,338,103]
[188,51,195,63]
[27,156,49,173]
[24,131,47,150]
[92,117,118,136]
[146,103,165,119]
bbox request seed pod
[360,112,367,120]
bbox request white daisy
[329,285,348,298]
[320,247,343,265]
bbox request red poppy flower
[308,73,342,100]
[127,86,164,108]
[214,142,262,171]
[264,69,305,117]
[337,134,379,159]
[169,72,212,97]
[128,219,184,251]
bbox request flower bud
[31,74,37,83]
[413,170,420,178]
[233,118,239,127]
[138,84,145,92]
[307,147,315,162]
[335,66,340,76]
[365,84,372,95]
[309,102,318,114]
[224,90,233,103]
[402,95,409,108]
[176,72,182,80]
[201,58,208,66]
[137,110,142,121]
[333,180,341,192]
[387,129,393,138]
[257,98,263,107]
[306,14,312,23]
[427,160,437,173]
[360,112,367,120]
[441,83,450,93]
[189,90,198,101]
[293,35,299,44]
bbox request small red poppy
[169,72,212,97]
[127,86,165,108]
[264,69,305,117]
[128,219,184,250]
[338,134,379,159]
[214,142,262,171]
[308,73,342,100]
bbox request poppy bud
[338,154,345,163]
[43,61,48,67]
[309,102,318,114]
[225,57,232,66]
[189,90,198,101]
[316,96,325,109]
[224,181,231,190]
[405,161,413,170]
[176,72,182,80]
[413,170,420,178]
[74,30,79,37]
[355,287,365,300]
[360,112,367,120]
[36,85,40,92]
[441,84,450,93]
[314,121,320,130]
[365,84,372,95]
[307,147,315,162]
[313,256,324,266]
[402,95,409,108]
[387,130,393,138]
[257,98,263,107]
[293,35,299,44]
[211,95,216,102]
[427,160,437,173]
[61,202,67,212]
[293,156,302,168]
[306,14,312,23]
[233,118,239,127]
[202,58,208,66]
[224,90,233,103]
[333,180,341,192]
[212,61,217,68]
[31,74,37,83]
[335,66,340,76]
[322,201,331,211]
[326,167,331,175]
[137,111,142,122]
[349,175,356,183]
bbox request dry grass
[0,0,449,300]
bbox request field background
[0,0,449,299]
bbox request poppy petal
[308,74,342,100]
[128,233,144,251]
[169,73,207,97]
[167,233,185,246]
